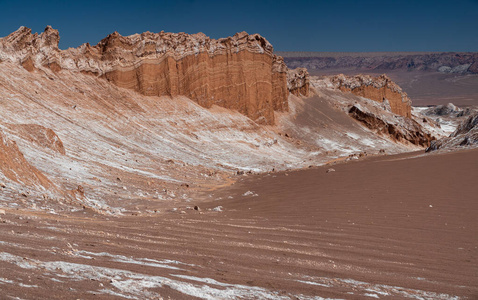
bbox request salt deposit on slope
[0,60,443,214]
[0,251,330,300]
[0,62,310,211]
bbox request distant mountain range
[276,51,478,74]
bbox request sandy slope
[0,148,476,299]
[0,62,426,215]
[1,52,474,299]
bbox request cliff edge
[0,26,311,125]
[330,74,412,118]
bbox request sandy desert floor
[0,148,476,299]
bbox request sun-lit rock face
[0,26,61,70]
[287,68,310,97]
[0,130,53,189]
[330,74,412,118]
[0,26,299,124]
[348,104,433,147]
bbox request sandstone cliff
[329,74,412,118]
[287,68,310,97]
[0,26,305,125]
[309,75,438,147]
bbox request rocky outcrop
[8,124,65,155]
[423,103,474,118]
[418,103,477,138]
[0,130,52,188]
[330,74,412,118]
[287,68,310,97]
[349,104,433,147]
[0,26,293,125]
[0,26,60,71]
[279,52,478,74]
[427,113,478,151]
[453,113,478,136]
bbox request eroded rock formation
[348,105,433,147]
[287,68,310,97]
[8,124,66,155]
[422,103,474,118]
[0,130,52,188]
[0,26,307,124]
[427,112,478,151]
[330,74,412,118]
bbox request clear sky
[0,0,477,52]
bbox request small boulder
[326,168,335,173]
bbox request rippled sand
[0,148,477,299]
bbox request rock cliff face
[287,68,310,97]
[0,26,299,124]
[330,74,412,118]
[0,26,60,70]
[309,76,437,147]
[348,105,433,147]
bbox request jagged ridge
[279,52,478,74]
[0,26,312,125]
[329,74,412,118]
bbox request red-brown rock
[0,130,53,188]
[0,27,297,125]
[330,74,412,118]
[287,68,310,97]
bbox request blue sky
[0,0,477,52]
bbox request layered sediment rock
[0,26,60,71]
[8,124,66,155]
[330,74,412,118]
[349,105,433,147]
[0,26,301,124]
[287,68,310,97]
[0,130,52,188]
